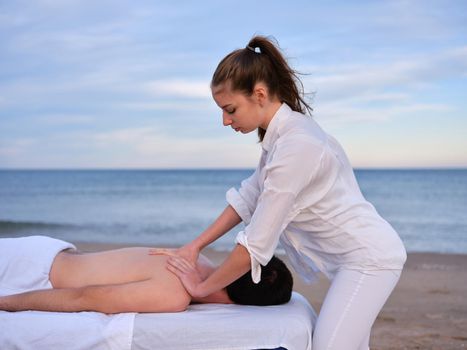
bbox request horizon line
[1,166,466,171]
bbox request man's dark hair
[226,256,293,306]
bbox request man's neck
[191,289,233,304]
[191,255,234,304]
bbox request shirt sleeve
[236,139,326,283]
[225,155,263,225]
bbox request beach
[75,241,467,350]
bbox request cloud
[366,0,464,40]
[90,126,260,168]
[12,29,129,55]
[145,79,211,99]
[315,102,454,126]
[120,100,213,112]
[299,46,467,126]
[36,114,95,125]
[306,46,467,104]
[0,12,30,27]
[1,0,465,169]
[0,138,37,158]
[1,126,256,169]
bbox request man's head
[226,256,293,306]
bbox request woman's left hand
[166,255,205,298]
[148,242,199,266]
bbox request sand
[74,242,467,350]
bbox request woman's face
[211,83,265,134]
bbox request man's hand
[166,255,205,298]
[148,242,199,265]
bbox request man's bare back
[52,247,191,289]
[48,247,198,312]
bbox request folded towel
[0,235,75,296]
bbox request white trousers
[312,268,402,350]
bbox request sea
[0,169,466,254]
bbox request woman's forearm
[191,205,242,251]
[195,243,251,297]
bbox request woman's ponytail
[211,35,313,142]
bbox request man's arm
[0,278,190,314]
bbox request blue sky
[0,0,466,169]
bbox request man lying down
[0,236,293,314]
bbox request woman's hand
[166,255,205,298]
[148,242,199,265]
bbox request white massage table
[0,292,316,350]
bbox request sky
[0,0,466,169]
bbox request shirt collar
[261,102,293,152]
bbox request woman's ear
[252,82,268,107]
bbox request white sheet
[0,292,315,350]
[132,292,317,350]
[0,311,135,350]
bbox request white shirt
[226,103,407,283]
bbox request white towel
[0,235,75,296]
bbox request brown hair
[211,35,313,142]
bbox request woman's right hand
[148,242,200,265]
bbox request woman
[152,35,407,350]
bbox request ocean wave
[0,220,78,233]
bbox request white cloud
[0,12,30,27]
[349,135,467,168]
[120,100,213,111]
[315,102,454,126]
[349,92,411,104]
[370,0,459,39]
[91,126,260,168]
[1,0,465,169]
[36,114,95,125]
[0,138,37,158]
[145,79,211,99]
[0,126,260,168]
[12,29,128,54]
[305,46,467,103]
[299,46,467,128]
